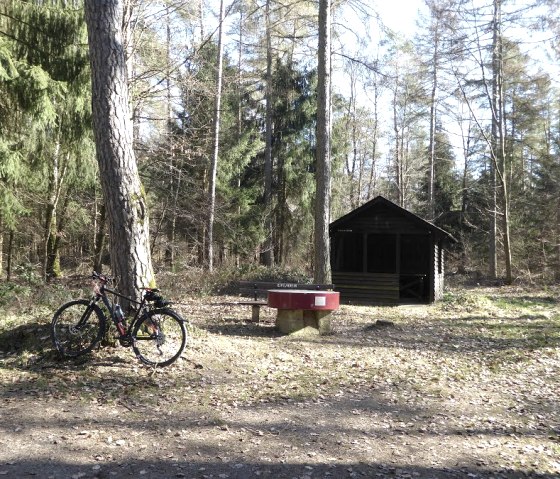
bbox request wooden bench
[229,281,335,321]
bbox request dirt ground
[1,285,559,479]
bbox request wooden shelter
[330,196,455,304]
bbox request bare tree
[490,0,512,284]
[314,0,332,284]
[262,0,274,267]
[207,0,225,272]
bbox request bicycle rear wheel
[132,309,187,367]
[51,299,106,357]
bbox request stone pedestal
[276,309,333,335]
[268,290,339,335]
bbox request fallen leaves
[0,286,559,478]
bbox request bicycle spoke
[132,310,187,367]
[51,300,105,357]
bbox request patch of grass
[439,290,498,315]
[0,282,32,307]
[475,317,560,349]
[490,295,558,310]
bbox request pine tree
[84,0,155,302]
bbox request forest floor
[0,278,559,479]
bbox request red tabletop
[267,289,340,311]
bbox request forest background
[0,0,559,286]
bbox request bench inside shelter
[231,281,335,321]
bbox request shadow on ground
[1,458,553,479]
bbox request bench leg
[251,304,260,322]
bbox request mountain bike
[51,271,188,367]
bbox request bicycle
[51,271,188,367]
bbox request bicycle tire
[131,308,187,367]
[51,299,106,357]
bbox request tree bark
[262,0,274,266]
[488,0,500,279]
[44,142,67,280]
[428,33,439,221]
[314,0,332,284]
[164,4,177,270]
[490,0,512,284]
[93,199,106,273]
[84,0,155,303]
[207,0,225,272]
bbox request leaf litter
[0,286,559,478]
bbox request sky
[375,0,426,35]
[373,0,559,82]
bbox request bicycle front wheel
[132,309,187,367]
[51,299,106,357]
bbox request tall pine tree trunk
[367,71,379,199]
[489,0,499,279]
[392,81,403,207]
[262,0,274,266]
[207,0,225,272]
[428,47,439,221]
[490,0,512,284]
[314,0,332,284]
[84,0,155,304]
[164,4,173,268]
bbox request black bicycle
[51,271,188,367]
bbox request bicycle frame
[90,279,148,337]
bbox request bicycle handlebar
[90,271,171,307]
[92,271,111,284]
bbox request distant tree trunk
[84,0,155,304]
[44,143,67,280]
[234,4,244,268]
[50,189,71,278]
[207,0,225,272]
[488,1,499,280]
[367,70,380,199]
[427,40,439,221]
[164,5,177,271]
[262,0,274,266]
[392,80,403,207]
[199,0,205,40]
[490,0,512,284]
[344,70,358,208]
[164,4,173,267]
[314,0,332,284]
[459,116,473,274]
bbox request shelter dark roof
[330,195,456,242]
